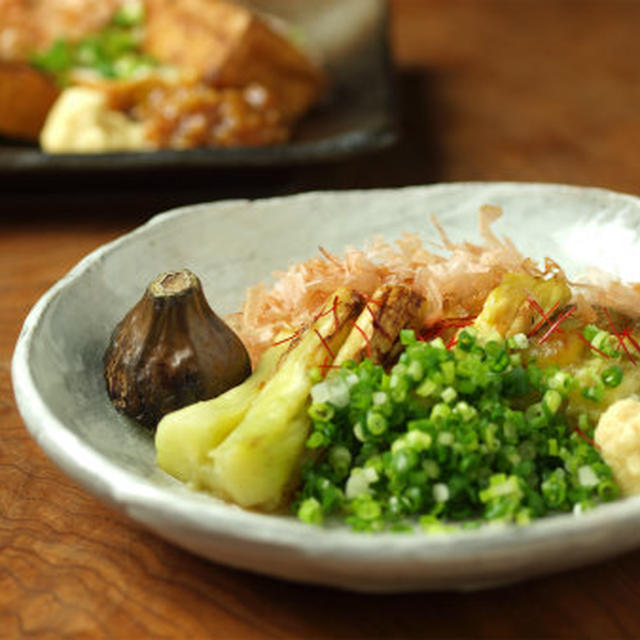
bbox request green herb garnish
[294,329,619,532]
[30,2,155,85]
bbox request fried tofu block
[0,63,59,140]
[0,0,121,140]
[144,0,325,120]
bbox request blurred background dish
[0,0,396,174]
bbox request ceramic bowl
[13,182,640,592]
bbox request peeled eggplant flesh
[103,269,251,429]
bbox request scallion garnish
[294,329,619,532]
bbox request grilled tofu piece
[144,0,326,120]
[0,63,59,140]
[0,0,122,140]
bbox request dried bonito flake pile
[228,206,640,367]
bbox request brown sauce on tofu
[138,81,291,148]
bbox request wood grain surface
[4,1,640,637]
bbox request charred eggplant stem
[334,285,429,368]
[104,269,251,429]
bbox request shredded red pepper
[418,325,444,342]
[573,425,602,450]
[350,320,373,360]
[526,296,547,319]
[576,332,610,359]
[364,303,393,341]
[310,296,342,334]
[537,305,577,345]
[318,363,342,371]
[364,304,378,322]
[418,315,476,343]
[314,328,335,360]
[272,330,301,346]
[438,315,477,329]
[526,297,562,337]
[314,300,335,321]
[361,292,384,307]
[330,296,340,332]
[622,326,640,355]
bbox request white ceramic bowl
[12,182,640,592]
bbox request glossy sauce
[138,81,290,148]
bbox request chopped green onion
[308,402,334,422]
[548,371,573,395]
[416,378,439,397]
[602,365,623,388]
[328,445,352,479]
[30,7,155,85]
[578,465,599,488]
[542,389,563,415]
[441,386,458,404]
[582,384,604,403]
[366,411,388,436]
[298,498,323,524]
[112,2,146,27]
[591,330,620,358]
[582,324,599,342]
[507,333,529,350]
[296,328,620,532]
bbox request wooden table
[3,1,640,636]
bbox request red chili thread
[317,354,331,378]
[311,296,341,329]
[526,298,562,337]
[537,305,577,345]
[439,315,477,329]
[604,308,636,365]
[573,425,601,450]
[272,330,300,346]
[576,332,610,359]
[364,303,393,342]
[331,296,340,332]
[526,296,547,318]
[622,326,640,354]
[314,328,335,360]
[350,320,373,360]
[360,292,384,307]
[365,303,378,322]
[313,306,333,320]
[446,335,458,350]
[418,315,476,343]
[418,325,444,342]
